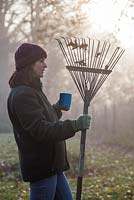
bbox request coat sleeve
[14,88,75,142]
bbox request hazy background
[0,0,134,148]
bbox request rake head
[56,37,125,103]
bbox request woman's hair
[9,66,42,90]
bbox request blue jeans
[30,172,73,200]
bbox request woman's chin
[40,74,44,78]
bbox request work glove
[70,114,92,132]
[53,100,61,111]
[53,100,70,111]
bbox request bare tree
[22,0,91,44]
[0,0,91,132]
[0,0,14,132]
[0,0,30,132]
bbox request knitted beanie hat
[15,43,47,71]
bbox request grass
[0,133,134,200]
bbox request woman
[7,43,91,200]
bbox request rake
[56,37,125,200]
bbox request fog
[0,0,134,148]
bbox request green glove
[70,114,91,132]
[53,101,61,111]
[53,100,70,111]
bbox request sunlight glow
[83,0,134,47]
[89,0,117,32]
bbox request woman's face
[32,58,47,78]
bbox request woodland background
[0,1,134,199]
[0,0,134,148]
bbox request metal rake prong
[69,70,85,100]
[55,38,71,66]
[110,48,125,70]
[63,37,75,66]
[106,46,121,69]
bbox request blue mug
[59,93,72,111]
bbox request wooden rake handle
[76,90,90,200]
[76,129,87,200]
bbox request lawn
[0,133,134,200]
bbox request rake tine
[67,37,79,66]
[90,39,95,69]
[72,37,80,67]
[75,72,85,97]
[69,72,81,97]
[87,39,96,86]
[92,67,112,97]
[92,40,100,69]
[92,50,125,98]
[91,46,123,99]
[77,39,84,97]
[76,71,85,97]
[74,71,85,100]
[78,38,82,65]
[82,37,87,86]
[91,71,110,99]
[91,39,101,82]
[84,39,89,89]
[89,39,95,83]
[65,38,75,65]
[90,40,101,89]
[91,74,109,100]
[55,39,71,66]
[68,70,82,97]
[87,38,93,86]
[100,42,111,69]
[62,37,75,66]
[98,41,108,69]
[82,38,84,66]
[82,38,87,67]
[87,39,95,89]
[91,61,112,97]
[106,46,120,67]
[87,37,90,68]
[87,39,95,86]
[60,37,85,99]
[89,40,102,92]
[70,64,86,99]
[84,38,87,66]
[74,37,80,67]
[81,38,86,82]
[90,41,110,93]
[87,38,92,83]
[92,49,124,97]
[70,38,82,89]
[70,71,84,100]
[77,38,87,93]
[87,37,94,69]
[72,37,85,96]
[81,72,87,94]
[95,41,105,70]
[109,49,125,70]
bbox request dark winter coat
[7,84,75,182]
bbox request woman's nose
[43,62,47,68]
